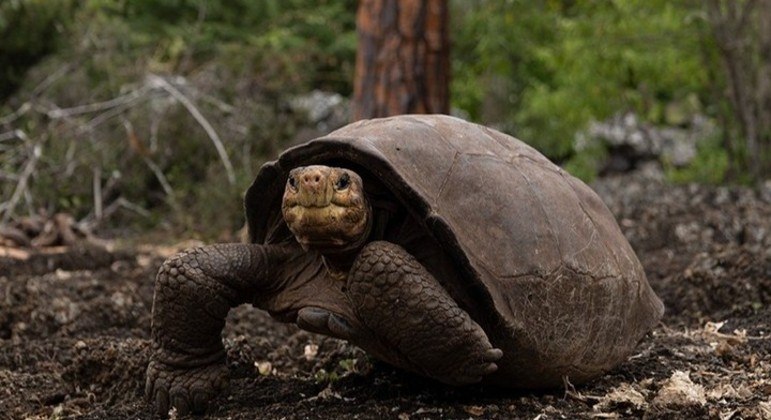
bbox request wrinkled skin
[146,165,501,416]
[282,166,370,251]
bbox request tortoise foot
[145,359,228,417]
[425,313,503,385]
[349,241,502,385]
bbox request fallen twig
[563,375,602,403]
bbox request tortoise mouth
[297,238,347,248]
[283,203,369,249]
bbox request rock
[304,343,319,361]
[652,371,706,408]
[255,361,273,376]
[288,90,351,144]
[289,90,350,131]
[636,161,665,181]
[51,296,80,325]
[584,113,657,158]
[581,112,717,174]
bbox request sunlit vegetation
[0,0,767,238]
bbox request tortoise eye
[335,173,350,190]
[288,176,297,190]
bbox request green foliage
[313,357,362,384]
[665,132,730,185]
[85,0,358,94]
[563,147,608,184]
[0,0,358,238]
[0,0,756,239]
[0,0,78,100]
[451,1,555,124]
[452,0,710,165]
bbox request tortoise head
[282,165,370,252]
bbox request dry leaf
[594,383,647,411]
[653,371,706,408]
[463,405,485,416]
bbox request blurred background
[1,0,769,241]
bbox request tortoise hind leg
[348,241,502,385]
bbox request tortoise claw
[145,360,227,417]
[480,348,503,376]
[484,348,503,362]
[297,307,357,339]
[483,362,499,375]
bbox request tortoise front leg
[145,243,290,416]
[347,241,503,385]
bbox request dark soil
[1,173,769,419]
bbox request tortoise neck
[321,253,356,281]
[318,202,374,272]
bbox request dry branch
[1,71,241,233]
[47,86,151,119]
[93,166,103,221]
[0,103,32,126]
[0,130,23,142]
[1,138,42,224]
[147,74,236,185]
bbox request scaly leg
[347,241,502,385]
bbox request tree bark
[353,0,450,121]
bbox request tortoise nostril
[300,172,323,188]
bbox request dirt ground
[1,171,769,420]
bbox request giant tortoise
[146,114,664,415]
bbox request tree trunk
[756,0,771,177]
[706,0,771,179]
[353,0,450,121]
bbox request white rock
[304,343,319,361]
[255,361,272,376]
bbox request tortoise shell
[245,114,663,387]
